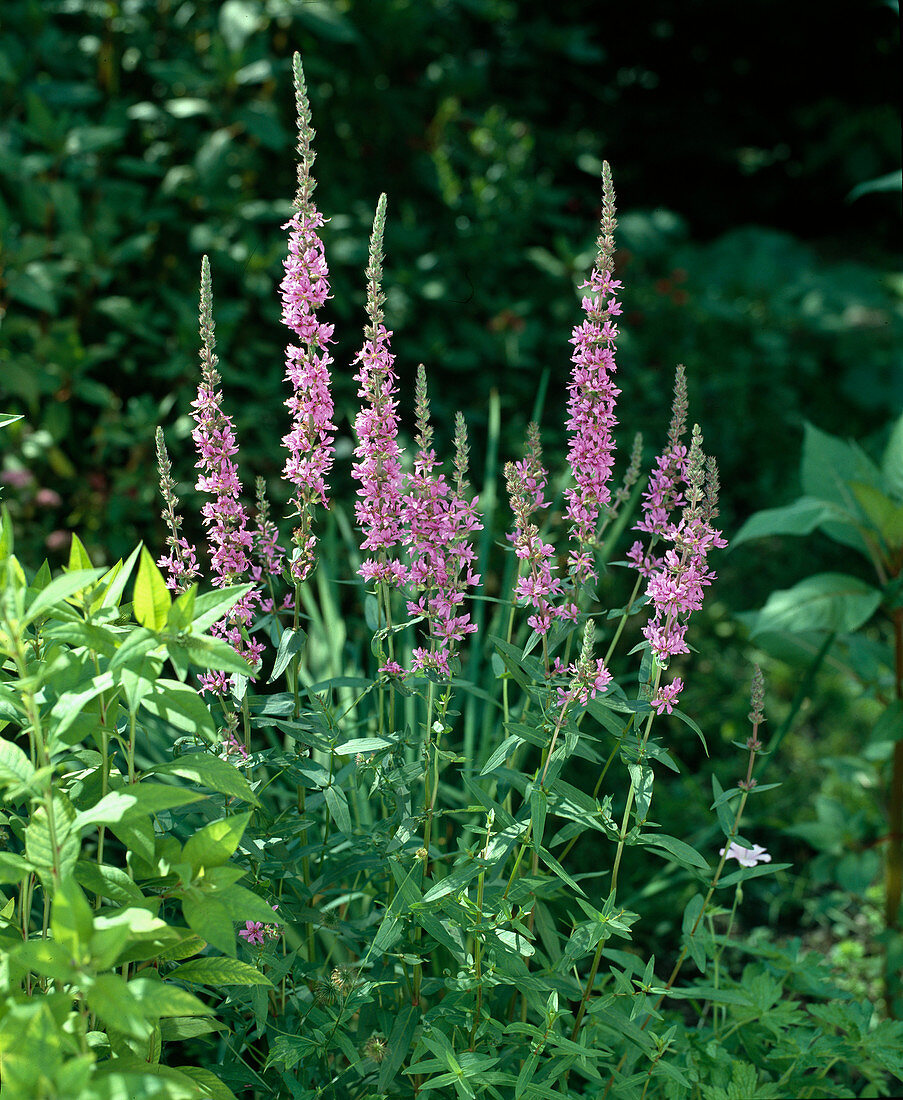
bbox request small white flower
[720,842,771,868]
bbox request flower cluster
[642,425,727,709]
[351,195,407,586]
[565,162,623,584]
[238,905,280,946]
[505,424,573,635]
[250,477,291,616]
[628,364,689,578]
[189,258,262,693]
[155,426,200,594]
[404,371,482,677]
[280,54,336,583]
[553,621,612,709]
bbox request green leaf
[334,736,395,755]
[800,422,881,552]
[183,813,250,872]
[23,568,105,625]
[748,573,882,637]
[51,879,94,955]
[324,784,353,837]
[267,626,307,683]
[25,792,79,883]
[140,678,218,743]
[849,481,903,549]
[134,547,171,631]
[191,584,254,633]
[148,754,257,804]
[379,1006,420,1091]
[882,412,903,502]
[86,973,154,1040]
[75,860,145,905]
[175,1066,239,1100]
[168,956,272,987]
[641,833,711,871]
[127,977,215,1019]
[172,634,252,677]
[732,496,854,547]
[0,736,36,797]
[67,533,94,572]
[182,894,237,957]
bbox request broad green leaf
[800,422,881,553]
[140,678,218,743]
[182,894,236,957]
[324,784,352,837]
[183,812,250,872]
[74,790,142,830]
[422,861,481,904]
[25,792,79,883]
[99,542,142,610]
[86,973,154,1040]
[849,481,903,549]
[175,1066,239,1100]
[379,1005,420,1091]
[882,412,903,502]
[641,833,711,871]
[75,860,145,905]
[168,956,272,987]
[731,496,853,547]
[134,547,171,631]
[171,634,252,676]
[0,852,33,884]
[216,884,283,925]
[148,754,257,804]
[267,626,307,683]
[127,977,215,1019]
[748,573,882,637]
[23,568,105,625]
[334,736,395,755]
[191,584,254,633]
[0,736,36,796]
[67,533,94,572]
[160,1017,227,1041]
[51,879,94,956]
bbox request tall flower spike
[645,424,727,713]
[155,426,200,594]
[565,161,623,584]
[505,424,569,636]
[352,194,407,586]
[280,51,336,583]
[628,363,689,578]
[404,367,482,677]
[190,257,262,693]
[251,477,291,616]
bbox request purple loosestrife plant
[155,426,200,595]
[505,424,566,641]
[628,363,689,578]
[565,161,623,585]
[189,256,262,694]
[642,424,727,712]
[404,367,482,679]
[280,53,336,585]
[351,195,407,589]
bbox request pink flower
[189,258,261,693]
[720,842,771,868]
[651,677,684,715]
[238,921,265,946]
[564,163,622,584]
[280,56,336,584]
[640,427,727,709]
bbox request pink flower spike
[564,162,622,584]
[720,842,772,868]
[280,53,336,584]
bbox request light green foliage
[734,412,903,1022]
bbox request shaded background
[0,0,901,988]
[1,0,899,569]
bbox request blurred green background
[0,0,901,995]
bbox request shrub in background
[1,51,900,1100]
